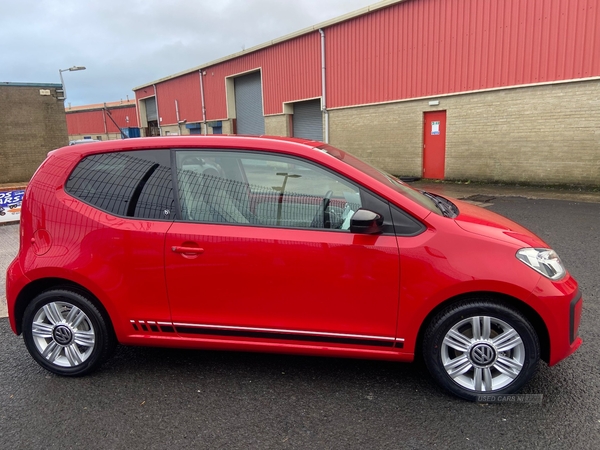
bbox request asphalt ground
[1,195,599,449]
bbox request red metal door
[423,111,446,179]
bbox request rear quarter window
[65,150,175,220]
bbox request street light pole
[58,66,86,102]
[274,172,301,226]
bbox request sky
[1,0,380,107]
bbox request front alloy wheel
[23,290,115,376]
[423,300,540,401]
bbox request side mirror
[350,209,384,234]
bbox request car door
[63,149,176,328]
[164,149,400,347]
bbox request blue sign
[0,189,25,222]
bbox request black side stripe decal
[175,326,398,348]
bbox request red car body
[6,136,582,398]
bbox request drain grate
[461,194,496,202]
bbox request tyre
[423,300,540,401]
[22,289,116,376]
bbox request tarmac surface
[1,184,600,448]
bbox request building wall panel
[326,0,600,108]
[105,106,139,132]
[202,32,321,119]
[66,110,105,135]
[67,106,138,135]
[156,71,203,125]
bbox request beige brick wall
[69,133,122,141]
[330,101,422,177]
[0,85,69,183]
[329,79,600,185]
[265,115,290,137]
[159,124,187,136]
[222,119,234,135]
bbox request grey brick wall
[0,85,69,183]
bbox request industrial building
[66,100,139,141]
[74,0,599,185]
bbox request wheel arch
[13,278,115,340]
[415,291,550,364]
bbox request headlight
[516,248,566,280]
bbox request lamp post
[58,66,86,102]
[274,172,301,225]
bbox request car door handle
[171,246,205,254]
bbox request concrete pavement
[0,224,18,318]
[410,180,600,204]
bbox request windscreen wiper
[421,191,453,217]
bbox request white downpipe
[153,84,161,136]
[102,102,108,137]
[199,70,207,135]
[175,99,181,135]
[135,99,141,136]
[319,28,329,143]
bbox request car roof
[52,135,325,158]
[46,135,438,221]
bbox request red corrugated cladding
[156,71,203,125]
[66,110,105,135]
[135,86,156,103]
[67,105,138,135]
[326,0,600,108]
[203,32,321,119]
[177,33,321,120]
[105,106,139,131]
[135,0,600,116]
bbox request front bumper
[569,291,583,354]
[529,273,582,366]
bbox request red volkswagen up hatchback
[6,136,582,401]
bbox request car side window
[65,150,175,220]
[175,150,362,230]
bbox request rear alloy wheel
[22,290,115,376]
[423,300,540,401]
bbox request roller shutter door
[293,99,322,142]
[234,72,264,135]
[144,97,157,121]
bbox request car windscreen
[317,145,442,215]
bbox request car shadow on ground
[98,344,442,397]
